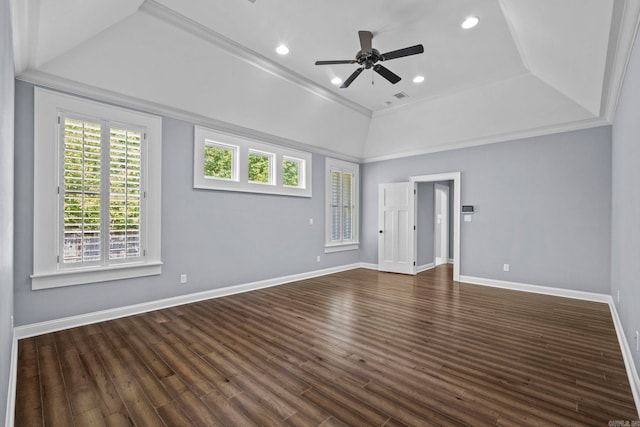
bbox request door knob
[379,230,383,234]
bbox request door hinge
[57,186,60,195]
[414,189,417,195]
[413,261,416,266]
[57,116,61,124]
[413,225,416,230]
[57,255,60,263]
[143,249,147,256]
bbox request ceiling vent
[393,92,409,99]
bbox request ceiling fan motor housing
[357,48,381,69]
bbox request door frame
[434,183,449,266]
[411,172,460,281]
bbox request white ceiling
[11,0,640,161]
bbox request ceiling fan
[315,30,424,88]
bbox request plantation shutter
[62,118,102,263]
[342,172,353,240]
[331,169,342,241]
[109,127,142,260]
[61,115,144,267]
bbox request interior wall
[361,126,612,293]
[611,23,640,377]
[0,0,14,422]
[13,81,360,326]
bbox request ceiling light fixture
[413,75,425,83]
[276,45,289,55]
[331,77,342,85]
[461,16,480,29]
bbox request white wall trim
[14,263,363,339]
[138,0,370,119]
[5,330,17,427]
[459,274,640,416]
[609,300,640,419]
[16,70,362,164]
[9,266,640,418]
[459,275,612,303]
[417,262,435,273]
[411,172,461,282]
[362,118,610,164]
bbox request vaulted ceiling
[11,0,640,161]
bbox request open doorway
[411,172,460,282]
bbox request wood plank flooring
[15,265,638,426]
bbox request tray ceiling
[11,0,640,161]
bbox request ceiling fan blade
[315,60,357,65]
[340,67,364,88]
[373,64,401,84]
[381,44,424,61]
[358,30,373,54]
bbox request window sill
[31,262,163,290]
[324,243,359,253]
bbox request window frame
[325,158,359,253]
[194,126,312,197]
[32,88,162,290]
[203,141,238,182]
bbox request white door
[378,182,417,275]
[434,184,449,266]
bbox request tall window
[33,88,162,289]
[61,117,143,265]
[325,158,359,252]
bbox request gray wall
[361,126,612,293]
[14,81,360,326]
[611,25,640,376]
[0,0,14,422]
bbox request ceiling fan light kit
[315,30,424,88]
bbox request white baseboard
[5,331,16,427]
[417,263,435,273]
[459,274,639,416]
[9,267,639,420]
[14,263,363,339]
[458,275,611,303]
[609,301,640,419]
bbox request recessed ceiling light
[413,75,425,84]
[331,77,342,85]
[461,16,480,29]
[276,45,289,55]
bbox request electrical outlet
[503,264,510,272]
[317,255,321,262]
[635,331,639,352]
[10,315,13,328]
[180,273,187,284]
[617,290,620,303]
[309,218,314,225]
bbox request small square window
[283,157,304,188]
[204,142,236,181]
[248,150,274,184]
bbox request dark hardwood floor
[15,265,638,426]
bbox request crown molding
[362,116,610,163]
[17,70,363,163]
[138,0,371,119]
[602,0,640,123]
